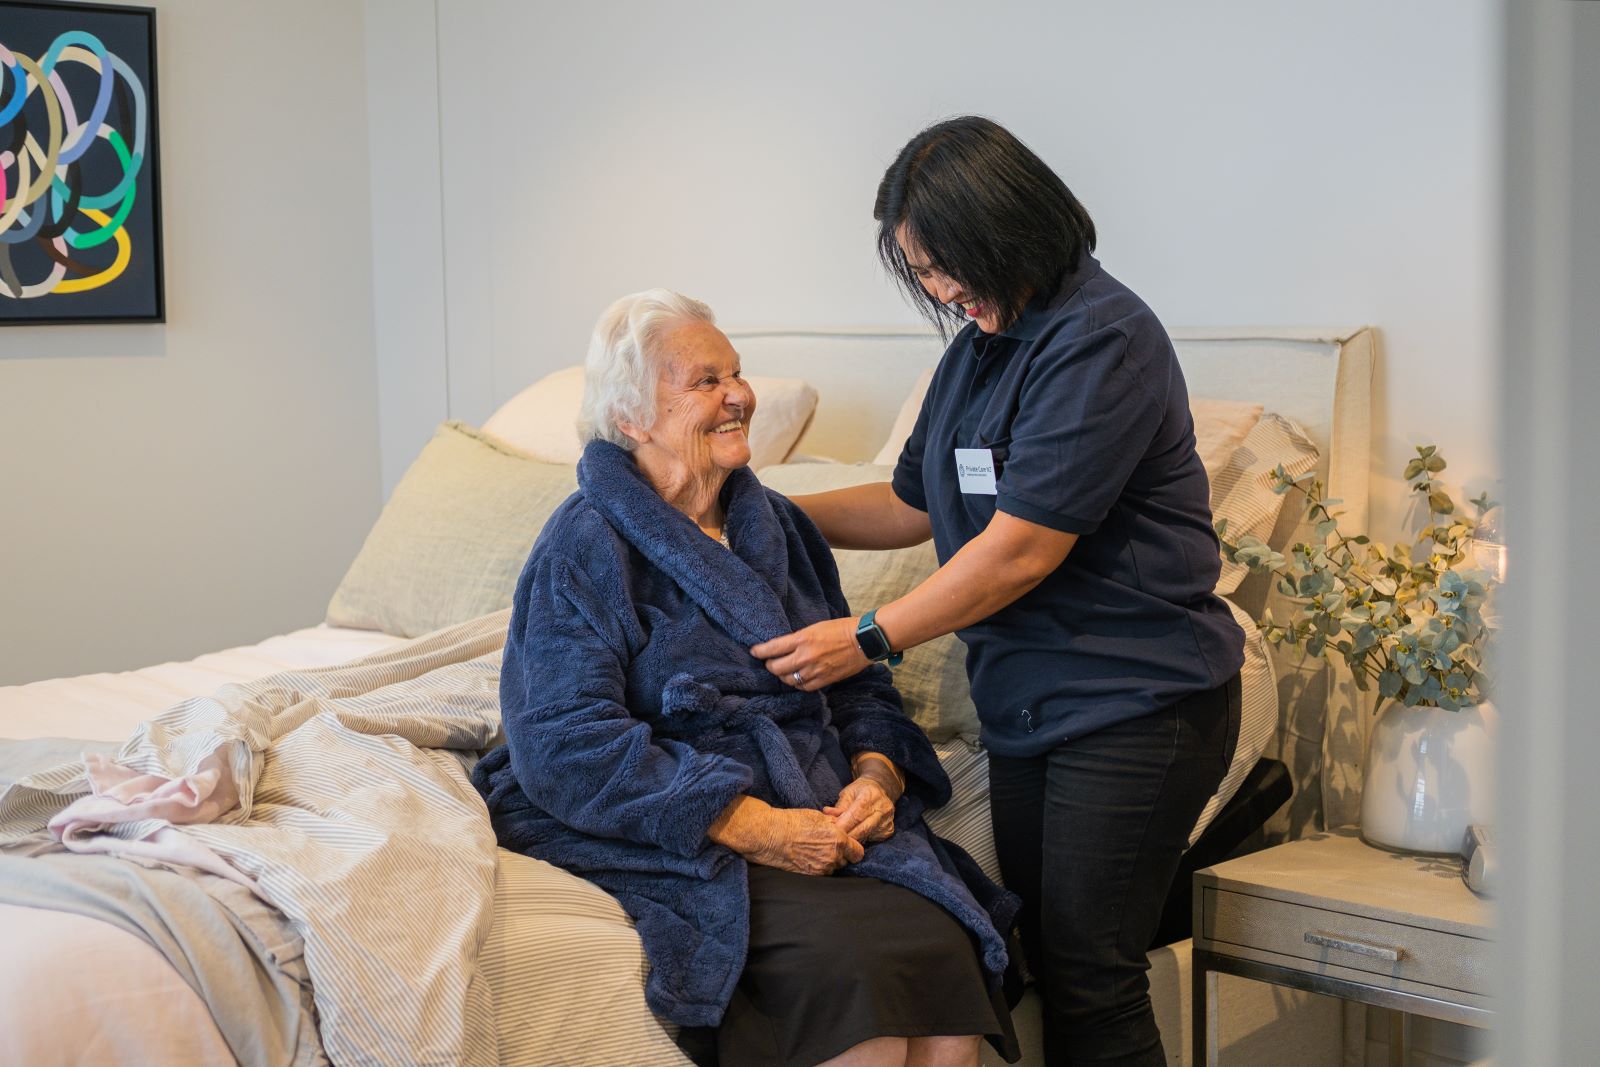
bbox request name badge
[954,448,998,495]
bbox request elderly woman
[472,289,1018,1067]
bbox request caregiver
[752,116,1244,1066]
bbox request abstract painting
[0,1,163,325]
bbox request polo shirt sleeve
[996,325,1164,535]
[890,385,931,513]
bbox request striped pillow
[1208,414,1320,595]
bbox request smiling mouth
[958,300,986,318]
[710,420,745,435]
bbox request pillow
[1209,412,1321,595]
[483,365,819,471]
[1190,396,1264,476]
[758,462,979,742]
[327,422,577,637]
[872,371,1263,477]
[871,368,934,466]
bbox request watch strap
[857,609,904,667]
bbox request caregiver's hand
[708,796,865,875]
[752,617,869,692]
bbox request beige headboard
[726,325,1375,535]
[727,323,1380,838]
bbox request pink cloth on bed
[46,751,257,890]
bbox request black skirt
[678,864,1019,1066]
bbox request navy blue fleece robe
[472,439,1017,1028]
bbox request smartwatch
[854,609,903,667]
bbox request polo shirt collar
[997,253,1102,342]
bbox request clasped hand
[709,773,898,876]
[825,775,896,844]
[712,799,863,875]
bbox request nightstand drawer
[1204,887,1489,996]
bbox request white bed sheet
[0,624,405,743]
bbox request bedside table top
[1196,829,1491,941]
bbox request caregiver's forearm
[873,511,1077,652]
[789,482,932,550]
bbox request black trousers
[987,674,1241,1066]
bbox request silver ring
[792,671,804,686]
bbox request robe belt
[659,676,825,809]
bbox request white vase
[1360,699,1496,855]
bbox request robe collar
[577,440,794,648]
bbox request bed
[0,324,1376,1067]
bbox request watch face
[856,623,891,661]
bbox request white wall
[370,0,1502,542]
[0,0,381,685]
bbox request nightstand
[1192,829,1492,1066]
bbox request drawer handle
[1304,930,1404,962]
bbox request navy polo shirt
[891,255,1245,757]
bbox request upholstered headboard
[726,326,1375,536]
[727,324,1379,838]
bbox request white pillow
[484,365,818,470]
[871,368,934,466]
[872,371,1263,477]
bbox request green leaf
[1379,671,1403,698]
[1429,490,1456,515]
[1353,535,1370,544]
[1425,454,1446,473]
[1419,445,1438,459]
[1404,458,1425,480]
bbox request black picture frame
[0,0,164,325]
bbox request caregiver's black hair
[875,116,1097,334]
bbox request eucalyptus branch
[1216,444,1498,711]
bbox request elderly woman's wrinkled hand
[710,796,864,875]
[756,807,866,874]
[825,776,896,843]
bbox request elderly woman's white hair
[577,288,718,450]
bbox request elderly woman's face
[646,320,756,476]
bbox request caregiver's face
[651,320,755,475]
[896,223,1003,334]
